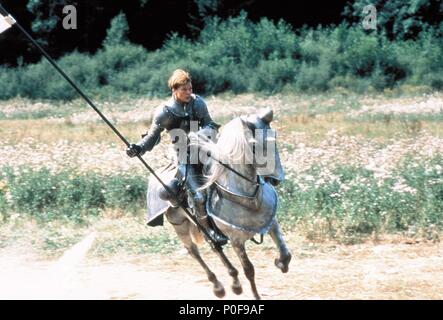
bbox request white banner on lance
[0,14,16,34]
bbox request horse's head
[240,108,285,186]
[195,108,285,189]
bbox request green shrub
[1,167,146,223]
[277,155,443,241]
[1,155,441,238]
[394,156,443,227]
[103,175,146,211]
[103,11,130,48]
[251,58,296,93]
[0,186,8,222]
[0,67,19,100]
[295,61,331,91]
[0,15,441,100]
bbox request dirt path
[0,235,442,300]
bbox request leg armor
[183,164,228,246]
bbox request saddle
[146,163,185,226]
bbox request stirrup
[197,216,228,246]
[206,229,228,246]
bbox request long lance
[0,3,227,251]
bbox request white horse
[160,108,291,299]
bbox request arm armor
[193,95,220,131]
[136,107,167,154]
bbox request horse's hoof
[232,283,243,295]
[274,258,286,272]
[214,283,226,298]
[275,253,291,273]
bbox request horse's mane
[199,117,254,190]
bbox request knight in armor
[126,69,228,246]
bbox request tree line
[1,0,440,66]
[0,0,441,99]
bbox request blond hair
[168,69,192,90]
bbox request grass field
[0,90,442,257]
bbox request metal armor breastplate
[163,97,197,136]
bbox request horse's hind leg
[170,219,225,298]
[269,219,292,273]
[232,241,260,300]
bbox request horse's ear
[241,115,256,131]
[240,116,248,125]
[259,108,273,124]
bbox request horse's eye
[245,121,255,132]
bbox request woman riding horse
[126,69,228,246]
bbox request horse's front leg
[210,243,243,296]
[186,242,226,298]
[269,219,292,273]
[231,241,260,300]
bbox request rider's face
[173,82,193,104]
